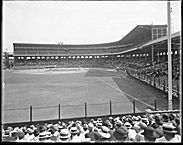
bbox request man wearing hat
[162,113,170,123]
[124,122,137,141]
[16,131,26,142]
[155,123,181,142]
[113,126,130,142]
[38,131,52,142]
[2,129,12,142]
[25,128,35,142]
[96,126,111,142]
[103,119,115,141]
[69,126,81,142]
[85,122,96,141]
[32,129,40,142]
[58,128,71,142]
[139,126,160,142]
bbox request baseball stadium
[2,23,181,142]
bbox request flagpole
[167,1,173,110]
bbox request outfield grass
[2,68,179,123]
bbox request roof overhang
[138,31,180,49]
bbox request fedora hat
[124,122,132,129]
[162,113,169,122]
[103,120,112,128]
[116,119,123,126]
[96,122,103,128]
[163,123,177,134]
[27,128,34,134]
[3,129,11,137]
[39,131,51,139]
[97,118,103,123]
[141,118,149,125]
[113,126,129,140]
[83,124,88,129]
[70,126,79,134]
[98,126,111,139]
[88,122,94,129]
[108,116,113,120]
[60,129,71,139]
[141,126,160,139]
[132,116,138,121]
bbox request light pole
[167,1,173,110]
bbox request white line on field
[95,77,155,109]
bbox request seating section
[2,111,181,142]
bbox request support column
[151,45,154,64]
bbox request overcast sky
[2,0,181,52]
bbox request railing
[3,99,160,124]
[127,68,180,98]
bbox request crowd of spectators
[2,112,181,142]
[15,58,114,69]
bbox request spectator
[32,129,40,142]
[113,126,130,142]
[10,131,18,142]
[2,129,12,142]
[96,126,111,142]
[69,126,82,142]
[124,122,137,141]
[58,128,71,142]
[16,131,25,142]
[139,126,160,142]
[85,122,96,141]
[25,128,35,141]
[155,123,181,142]
[38,131,52,142]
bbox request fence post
[85,102,87,118]
[110,100,112,116]
[133,99,135,114]
[58,104,60,120]
[154,99,157,111]
[30,106,32,123]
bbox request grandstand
[2,24,181,142]
[12,24,180,97]
[13,25,168,68]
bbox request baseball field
[2,68,178,123]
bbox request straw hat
[98,126,111,139]
[97,118,102,123]
[3,130,11,137]
[124,122,132,129]
[88,122,94,129]
[27,128,34,134]
[39,131,52,139]
[70,127,79,134]
[60,129,71,139]
[83,124,88,130]
[163,123,177,134]
[116,119,123,126]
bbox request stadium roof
[13,25,166,50]
[139,31,180,49]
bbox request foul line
[95,77,155,109]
